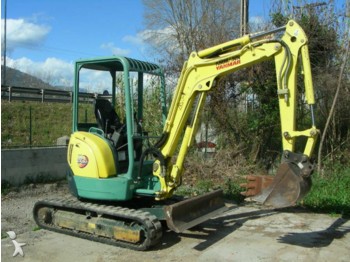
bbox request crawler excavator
[33,20,319,250]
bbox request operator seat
[94,99,127,151]
[94,99,123,135]
[94,98,142,162]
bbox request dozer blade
[251,162,312,208]
[165,189,228,233]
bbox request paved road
[2,204,350,262]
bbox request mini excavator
[33,20,318,250]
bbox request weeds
[302,166,350,217]
[1,180,12,195]
[32,226,41,232]
[222,178,246,204]
[180,151,350,217]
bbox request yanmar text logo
[216,58,241,70]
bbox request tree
[142,0,241,73]
[143,0,255,160]
[270,0,350,170]
[142,0,350,173]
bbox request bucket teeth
[240,175,274,197]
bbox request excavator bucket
[241,161,312,208]
[165,189,228,233]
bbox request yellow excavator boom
[152,20,318,207]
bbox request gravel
[1,182,69,236]
[2,182,350,262]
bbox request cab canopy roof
[76,55,163,76]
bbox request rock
[57,136,70,146]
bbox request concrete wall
[1,147,68,186]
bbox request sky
[1,0,150,86]
[1,0,346,87]
[3,0,147,61]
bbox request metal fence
[1,85,96,149]
[1,85,96,103]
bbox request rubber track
[33,197,163,251]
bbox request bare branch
[317,32,350,174]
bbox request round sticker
[77,155,89,168]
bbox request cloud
[5,55,166,93]
[100,42,130,56]
[6,56,121,90]
[102,28,178,58]
[1,18,51,52]
[7,56,74,87]
[140,27,180,53]
[122,34,144,46]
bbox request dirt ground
[1,183,350,261]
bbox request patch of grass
[195,180,214,194]
[175,180,216,197]
[1,101,73,147]
[178,159,350,215]
[175,177,246,204]
[1,180,13,196]
[222,178,246,204]
[1,232,8,239]
[301,166,350,217]
[175,184,194,197]
[32,226,41,232]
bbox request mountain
[1,66,55,89]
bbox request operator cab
[67,56,167,200]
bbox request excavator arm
[151,20,318,207]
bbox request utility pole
[2,0,7,86]
[240,0,249,36]
[347,0,350,42]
